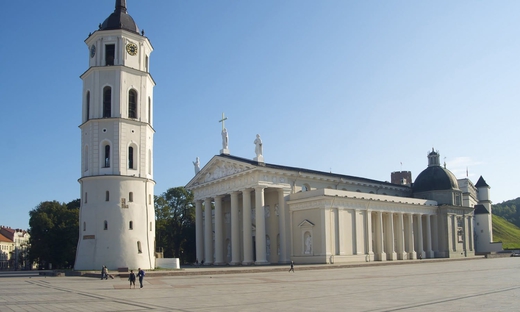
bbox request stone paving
[1,257,519,311]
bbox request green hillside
[492,214,520,250]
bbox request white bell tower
[75,0,156,270]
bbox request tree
[28,200,79,269]
[155,187,196,264]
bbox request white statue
[192,157,200,174]
[266,235,271,256]
[222,128,229,150]
[264,205,270,218]
[304,232,312,254]
[274,204,279,216]
[254,134,263,158]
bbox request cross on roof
[219,112,228,131]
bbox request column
[425,214,434,258]
[204,198,213,265]
[386,212,397,260]
[468,216,474,252]
[230,191,240,265]
[195,200,204,264]
[407,213,416,259]
[365,210,373,260]
[255,186,269,264]
[214,195,224,265]
[277,189,288,263]
[416,214,424,259]
[451,214,457,251]
[242,189,253,265]
[396,213,406,260]
[375,211,386,261]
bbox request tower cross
[219,113,228,131]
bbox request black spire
[115,0,127,13]
[100,0,139,33]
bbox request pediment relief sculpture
[203,162,250,183]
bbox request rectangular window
[129,192,133,202]
[105,44,115,66]
[106,191,110,202]
[84,192,87,203]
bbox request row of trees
[27,187,195,269]
[28,200,80,269]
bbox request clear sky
[1,1,519,230]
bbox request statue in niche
[304,232,312,255]
[266,235,271,256]
[265,205,270,218]
[274,204,279,216]
[192,157,200,174]
[254,134,263,158]
[227,240,231,258]
[251,208,256,222]
[222,128,229,150]
[225,213,230,224]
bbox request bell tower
[75,0,156,270]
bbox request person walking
[137,268,145,288]
[101,265,107,280]
[288,261,294,273]
[128,270,136,289]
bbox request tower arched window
[137,241,142,254]
[106,191,110,202]
[103,86,111,118]
[129,221,133,230]
[129,192,134,202]
[128,89,137,119]
[128,146,135,169]
[86,91,90,121]
[84,145,89,172]
[104,220,108,230]
[103,144,110,168]
[148,97,152,124]
[83,222,86,232]
[148,149,152,175]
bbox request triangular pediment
[186,155,257,188]
[298,219,315,227]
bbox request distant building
[0,226,30,270]
[0,233,14,270]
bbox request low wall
[156,258,180,269]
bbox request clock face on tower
[126,42,138,56]
[90,45,96,58]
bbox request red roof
[0,233,13,243]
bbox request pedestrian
[106,267,114,279]
[101,265,107,280]
[137,268,145,288]
[288,261,294,273]
[128,270,136,289]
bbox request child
[128,270,136,289]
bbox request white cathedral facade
[75,0,156,270]
[187,140,499,265]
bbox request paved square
[1,258,519,311]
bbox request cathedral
[74,1,499,270]
[186,141,500,264]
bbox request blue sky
[1,1,519,230]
